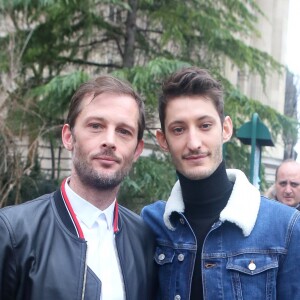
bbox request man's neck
[68,175,119,210]
[177,161,233,218]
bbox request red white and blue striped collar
[60,178,119,239]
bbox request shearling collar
[163,169,261,236]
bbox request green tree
[0,0,297,207]
[118,153,176,213]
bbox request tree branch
[57,57,123,68]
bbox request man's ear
[156,129,169,152]
[133,140,144,162]
[222,116,233,143]
[62,124,74,151]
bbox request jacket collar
[53,180,120,239]
[163,169,261,236]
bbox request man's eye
[291,183,300,188]
[89,123,101,129]
[201,123,212,130]
[173,127,183,134]
[118,128,131,136]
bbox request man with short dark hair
[0,75,157,300]
[142,67,300,299]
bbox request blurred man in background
[274,159,300,209]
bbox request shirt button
[174,295,181,300]
[177,254,185,261]
[248,260,256,271]
[158,254,165,261]
[179,218,185,225]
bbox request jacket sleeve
[277,211,300,298]
[0,212,17,300]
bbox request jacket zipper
[81,245,88,300]
[60,179,119,299]
[114,233,127,299]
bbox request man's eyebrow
[117,122,136,131]
[278,180,287,184]
[168,120,185,126]
[168,115,214,125]
[85,116,105,122]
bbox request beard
[172,145,223,181]
[73,149,133,191]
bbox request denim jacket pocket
[154,246,175,265]
[226,254,278,300]
[154,246,177,299]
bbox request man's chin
[181,169,213,180]
[89,177,121,190]
[282,199,295,206]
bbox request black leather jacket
[0,189,157,300]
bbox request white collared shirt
[65,180,125,300]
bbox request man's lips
[98,156,116,161]
[183,153,208,160]
[93,155,120,164]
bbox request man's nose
[285,184,293,195]
[101,130,116,150]
[186,129,202,150]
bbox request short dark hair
[158,67,224,132]
[66,75,145,141]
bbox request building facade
[224,0,290,185]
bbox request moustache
[182,151,208,159]
[92,150,121,163]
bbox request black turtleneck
[177,161,233,300]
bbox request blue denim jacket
[141,169,300,300]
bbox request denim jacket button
[179,218,185,225]
[158,253,165,261]
[174,295,181,300]
[248,260,256,271]
[178,254,185,262]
